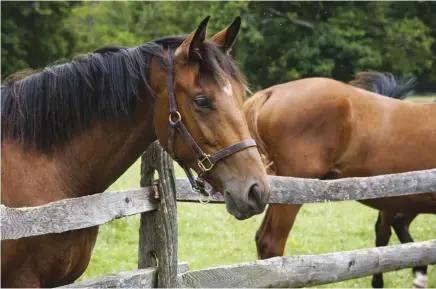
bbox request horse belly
[1,227,98,287]
[358,193,436,214]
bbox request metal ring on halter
[169,111,182,124]
[197,187,212,204]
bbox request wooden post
[138,142,178,287]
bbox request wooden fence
[2,142,436,288]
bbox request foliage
[67,1,249,54]
[65,1,435,91]
[2,1,435,90]
[1,1,78,79]
[240,2,435,90]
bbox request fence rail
[57,241,436,288]
[2,168,435,241]
[1,187,158,240]
[177,240,436,288]
[58,262,189,288]
[176,168,436,204]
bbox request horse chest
[1,227,98,287]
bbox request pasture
[79,95,436,288]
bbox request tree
[67,1,249,54]
[1,1,78,79]
[237,2,435,90]
[7,1,433,92]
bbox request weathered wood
[175,179,225,203]
[2,167,433,241]
[138,142,160,270]
[2,164,433,241]
[58,262,189,288]
[175,168,436,204]
[178,239,436,288]
[1,187,158,240]
[138,141,179,287]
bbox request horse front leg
[255,204,302,259]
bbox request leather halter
[165,48,257,201]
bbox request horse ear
[175,16,210,61]
[210,16,241,54]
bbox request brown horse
[1,16,270,287]
[243,72,436,288]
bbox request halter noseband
[165,48,257,202]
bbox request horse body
[244,73,436,287]
[255,77,436,183]
[1,104,155,286]
[1,17,270,287]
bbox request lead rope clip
[194,178,212,204]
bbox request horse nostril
[248,183,263,207]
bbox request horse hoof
[412,272,428,288]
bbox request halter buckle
[198,154,214,171]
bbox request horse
[243,71,436,288]
[1,16,270,287]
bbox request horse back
[339,89,436,176]
[248,77,436,180]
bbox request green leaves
[2,1,435,91]
[237,2,435,89]
[1,1,78,79]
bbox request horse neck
[59,101,157,198]
[60,53,167,196]
[1,101,157,207]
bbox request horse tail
[349,71,417,100]
[243,89,273,171]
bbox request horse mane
[243,88,274,173]
[1,35,246,151]
[92,45,126,54]
[349,71,417,100]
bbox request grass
[406,95,435,102]
[78,94,435,287]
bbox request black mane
[1,35,245,151]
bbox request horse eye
[194,96,212,109]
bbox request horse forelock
[158,36,248,93]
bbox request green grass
[78,157,436,288]
[406,95,436,102]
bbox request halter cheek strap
[165,48,257,200]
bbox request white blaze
[223,80,233,95]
